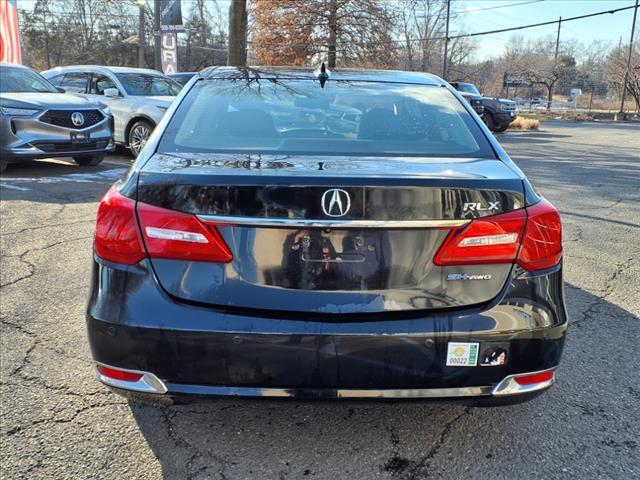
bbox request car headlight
[0,107,41,116]
[100,105,112,116]
[498,104,506,111]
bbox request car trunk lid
[135,153,525,314]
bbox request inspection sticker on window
[446,342,479,367]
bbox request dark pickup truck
[450,82,517,133]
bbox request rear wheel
[492,123,509,133]
[128,120,153,157]
[73,154,104,166]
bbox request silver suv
[1,63,114,173]
[42,66,180,156]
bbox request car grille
[503,104,517,113]
[31,140,109,153]
[39,109,104,129]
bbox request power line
[449,4,638,39]
[451,0,544,15]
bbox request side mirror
[56,86,66,93]
[104,88,121,98]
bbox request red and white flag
[0,0,22,64]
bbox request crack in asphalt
[4,401,125,438]
[382,407,472,479]
[570,257,635,327]
[1,218,93,236]
[157,407,230,480]
[0,235,93,288]
[0,317,91,364]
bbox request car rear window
[158,78,495,158]
[115,73,181,96]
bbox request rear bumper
[87,258,567,401]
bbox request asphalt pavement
[1,122,639,480]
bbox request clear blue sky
[451,0,638,60]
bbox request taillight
[137,202,232,263]
[434,209,527,266]
[434,198,562,271]
[516,199,562,270]
[94,187,145,265]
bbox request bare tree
[250,0,394,68]
[184,0,227,70]
[606,40,640,111]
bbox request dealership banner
[161,32,178,74]
[158,0,184,32]
[0,0,22,64]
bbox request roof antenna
[315,62,330,88]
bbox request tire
[128,120,154,157]
[73,154,105,166]
[492,123,509,133]
[484,112,495,131]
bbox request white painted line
[0,183,31,191]
[0,168,127,186]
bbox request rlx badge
[447,273,492,281]
[463,202,500,213]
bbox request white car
[42,66,181,156]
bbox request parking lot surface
[1,122,639,479]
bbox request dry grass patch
[508,116,540,130]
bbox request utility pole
[228,0,247,66]
[154,0,161,71]
[137,0,146,68]
[548,16,561,111]
[619,0,639,120]
[442,0,451,80]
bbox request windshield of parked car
[159,78,495,158]
[0,67,59,94]
[115,73,181,96]
[455,83,481,96]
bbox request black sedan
[87,67,566,405]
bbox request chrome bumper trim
[96,363,556,399]
[491,367,556,396]
[95,363,168,394]
[166,384,495,398]
[198,215,469,229]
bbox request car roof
[199,67,444,86]
[0,63,35,71]
[41,65,164,76]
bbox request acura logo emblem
[71,112,85,127]
[321,189,351,217]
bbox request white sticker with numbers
[446,342,479,367]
